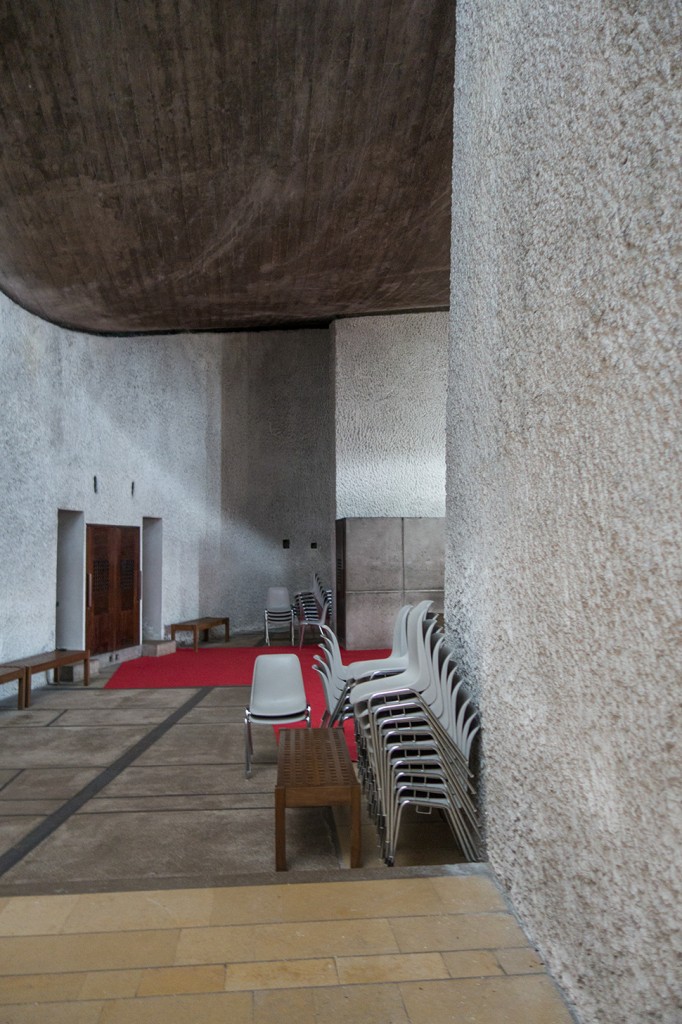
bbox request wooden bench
[168,616,230,653]
[275,728,361,871]
[0,664,27,710]
[14,650,90,709]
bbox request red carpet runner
[105,645,390,759]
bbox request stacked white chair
[342,602,481,864]
[295,574,332,647]
[264,587,295,646]
[312,604,411,726]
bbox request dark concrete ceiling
[0,1,454,333]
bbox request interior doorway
[56,509,85,650]
[142,517,163,640]
[86,525,140,655]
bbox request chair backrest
[266,587,291,611]
[250,653,306,716]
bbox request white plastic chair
[264,587,295,646]
[244,653,310,777]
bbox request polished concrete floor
[0,640,577,1022]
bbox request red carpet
[106,645,390,759]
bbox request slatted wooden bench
[0,664,27,710]
[275,728,361,870]
[16,650,90,709]
[168,616,230,653]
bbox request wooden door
[86,525,140,655]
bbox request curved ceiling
[0,1,454,333]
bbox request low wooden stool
[275,728,361,870]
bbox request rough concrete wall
[0,290,224,674]
[335,313,447,517]
[447,4,680,1024]
[221,331,335,632]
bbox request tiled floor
[0,873,575,1023]
[0,641,577,1022]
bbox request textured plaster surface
[221,331,335,632]
[0,296,335,686]
[335,313,447,517]
[0,291,223,670]
[446,4,680,1024]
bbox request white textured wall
[447,4,680,1024]
[221,331,335,631]
[0,296,336,702]
[0,291,224,677]
[335,313,447,517]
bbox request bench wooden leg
[83,655,90,688]
[275,787,287,871]
[23,671,32,709]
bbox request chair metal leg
[245,711,253,778]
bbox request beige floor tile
[429,873,508,913]
[441,949,504,978]
[98,991,253,1024]
[225,957,338,990]
[0,1002,104,1024]
[0,971,85,1005]
[0,893,79,935]
[400,975,575,1024]
[63,887,214,933]
[209,877,448,928]
[136,964,226,996]
[336,951,448,985]
[313,981,411,1023]
[254,987,315,1024]
[0,928,180,975]
[496,946,546,974]
[176,917,398,964]
[389,911,528,953]
[78,969,143,1000]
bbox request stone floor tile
[0,769,19,788]
[0,816,45,849]
[254,987,315,1024]
[389,911,529,953]
[133,723,258,765]
[0,799,65,815]
[97,991,253,1024]
[495,946,546,974]
[135,964,226,996]
[99,763,276,799]
[274,876,447,923]
[399,975,575,1024]
[336,951,448,985]
[0,1001,104,1024]
[0,927,180,974]
[63,888,215,933]
[0,971,85,1004]
[196,686,251,707]
[0,767,101,800]
[0,726,150,768]
[224,957,338,990]
[0,710,62,726]
[31,689,192,710]
[176,917,398,964]
[82,791,275,813]
[441,949,504,978]
[429,874,508,913]
[0,893,79,935]
[312,981,411,1023]
[56,708,172,727]
[78,969,142,1000]
[1,806,338,886]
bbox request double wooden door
[86,525,140,655]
